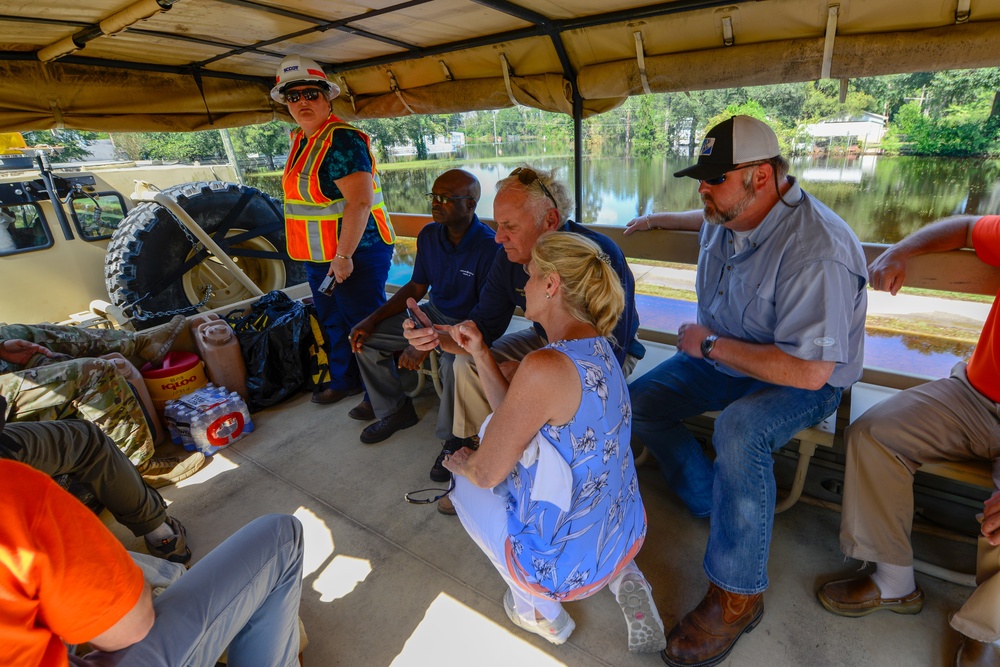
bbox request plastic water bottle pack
[164,383,254,456]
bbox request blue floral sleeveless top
[505,336,646,598]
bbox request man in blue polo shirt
[350,169,498,451]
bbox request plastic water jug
[102,353,165,445]
[141,351,208,415]
[191,315,248,400]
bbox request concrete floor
[103,375,978,667]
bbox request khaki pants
[452,327,640,439]
[840,362,1000,641]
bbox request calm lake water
[248,147,1000,244]
[247,148,1000,377]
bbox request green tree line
[22,67,1000,164]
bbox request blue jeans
[307,241,393,391]
[82,514,304,667]
[629,353,841,594]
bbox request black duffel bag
[228,291,327,411]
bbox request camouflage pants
[0,357,154,466]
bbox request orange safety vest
[282,116,395,262]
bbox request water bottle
[231,391,255,435]
[164,399,182,444]
[187,386,253,456]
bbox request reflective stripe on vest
[282,117,395,262]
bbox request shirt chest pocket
[712,270,778,340]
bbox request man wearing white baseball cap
[624,115,868,666]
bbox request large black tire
[105,181,306,329]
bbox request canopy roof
[2,0,999,132]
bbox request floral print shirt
[504,336,646,599]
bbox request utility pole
[218,129,245,185]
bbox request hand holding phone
[318,274,336,296]
[407,307,442,353]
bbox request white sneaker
[503,589,575,645]
[615,573,667,653]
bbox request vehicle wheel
[105,181,305,329]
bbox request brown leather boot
[661,583,763,667]
[955,636,1000,667]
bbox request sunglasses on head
[284,89,324,103]
[510,167,558,211]
[701,161,768,186]
[425,193,473,205]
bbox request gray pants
[355,302,459,440]
[79,514,303,667]
[0,419,166,536]
[840,362,1000,641]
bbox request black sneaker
[429,436,479,482]
[360,398,419,444]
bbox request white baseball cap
[674,115,780,181]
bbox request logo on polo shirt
[700,138,716,156]
[814,337,835,347]
[460,269,474,278]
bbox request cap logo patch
[700,137,715,156]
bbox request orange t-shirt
[967,215,1000,402]
[0,460,145,667]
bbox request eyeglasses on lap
[404,476,455,505]
[425,193,474,205]
[700,161,768,186]
[509,167,559,211]
[284,89,323,103]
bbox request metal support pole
[573,94,583,221]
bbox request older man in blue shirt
[623,116,868,667]
[350,169,498,448]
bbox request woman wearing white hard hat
[273,54,396,405]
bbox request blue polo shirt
[696,178,868,388]
[411,215,498,320]
[469,220,644,366]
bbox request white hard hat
[270,54,341,104]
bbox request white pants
[451,475,640,623]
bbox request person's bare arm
[402,298,464,355]
[623,210,704,236]
[677,322,835,391]
[869,215,978,295]
[328,170,376,282]
[444,349,580,488]
[451,320,508,410]
[86,582,155,651]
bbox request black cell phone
[318,274,336,296]
[406,308,442,352]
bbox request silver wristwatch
[701,334,719,359]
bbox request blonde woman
[414,232,665,652]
